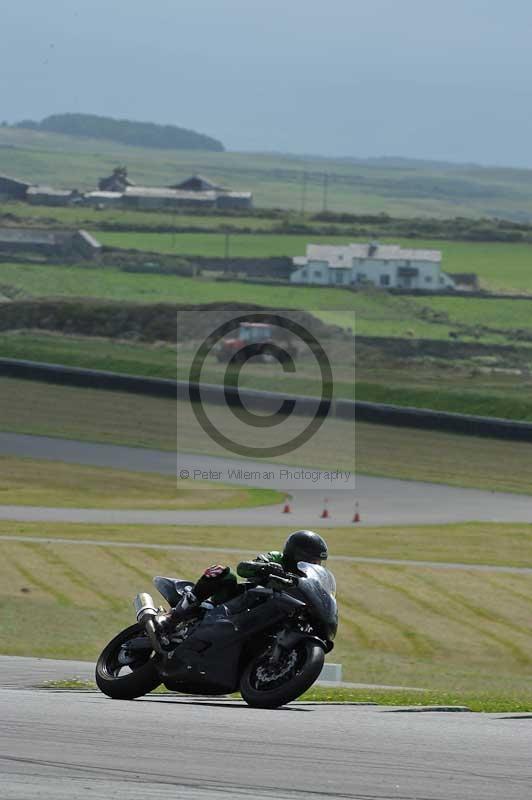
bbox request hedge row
[0,300,339,343]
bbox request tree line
[13,113,224,152]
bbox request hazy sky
[2,0,532,166]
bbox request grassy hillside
[3,126,532,219]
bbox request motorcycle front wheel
[95,623,161,700]
[240,639,325,709]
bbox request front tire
[95,623,161,700]
[240,640,324,709]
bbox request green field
[3,126,532,220]
[0,201,278,232]
[94,230,532,293]
[3,521,532,704]
[3,260,532,341]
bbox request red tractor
[214,322,297,364]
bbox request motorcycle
[95,562,338,708]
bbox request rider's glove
[202,564,230,579]
[260,562,286,578]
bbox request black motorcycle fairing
[153,576,195,607]
[275,628,333,654]
[295,563,338,640]
[157,586,301,692]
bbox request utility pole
[322,172,329,213]
[172,191,179,249]
[300,171,307,215]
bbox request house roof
[27,186,74,198]
[299,243,441,267]
[169,174,225,192]
[77,230,102,249]
[124,186,217,201]
[218,191,253,199]
[85,191,123,200]
[0,174,31,189]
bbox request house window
[301,269,307,278]
[334,271,344,284]
[425,276,432,283]
[380,275,390,287]
[357,272,366,282]
[313,270,322,279]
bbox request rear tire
[240,640,324,709]
[95,623,161,700]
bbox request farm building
[122,186,218,210]
[98,166,135,192]
[84,191,124,208]
[290,242,455,291]
[0,227,101,259]
[170,174,224,192]
[215,191,254,210]
[0,175,31,200]
[3,166,253,211]
[169,174,252,208]
[120,173,253,210]
[26,186,82,207]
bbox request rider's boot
[156,587,198,633]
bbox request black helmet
[283,530,328,570]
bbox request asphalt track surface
[2,432,532,526]
[1,659,532,800]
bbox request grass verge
[40,680,532,714]
[0,456,281,510]
[299,687,532,712]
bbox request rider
[156,530,328,626]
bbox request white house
[290,242,455,290]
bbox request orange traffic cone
[352,502,360,523]
[320,498,330,519]
[282,494,292,514]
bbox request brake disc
[256,649,297,684]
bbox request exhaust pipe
[133,592,164,654]
[134,592,158,623]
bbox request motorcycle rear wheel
[240,640,324,709]
[95,623,161,700]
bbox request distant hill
[13,113,224,153]
[2,125,532,219]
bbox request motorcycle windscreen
[296,562,338,631]
[297,562,336,596]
